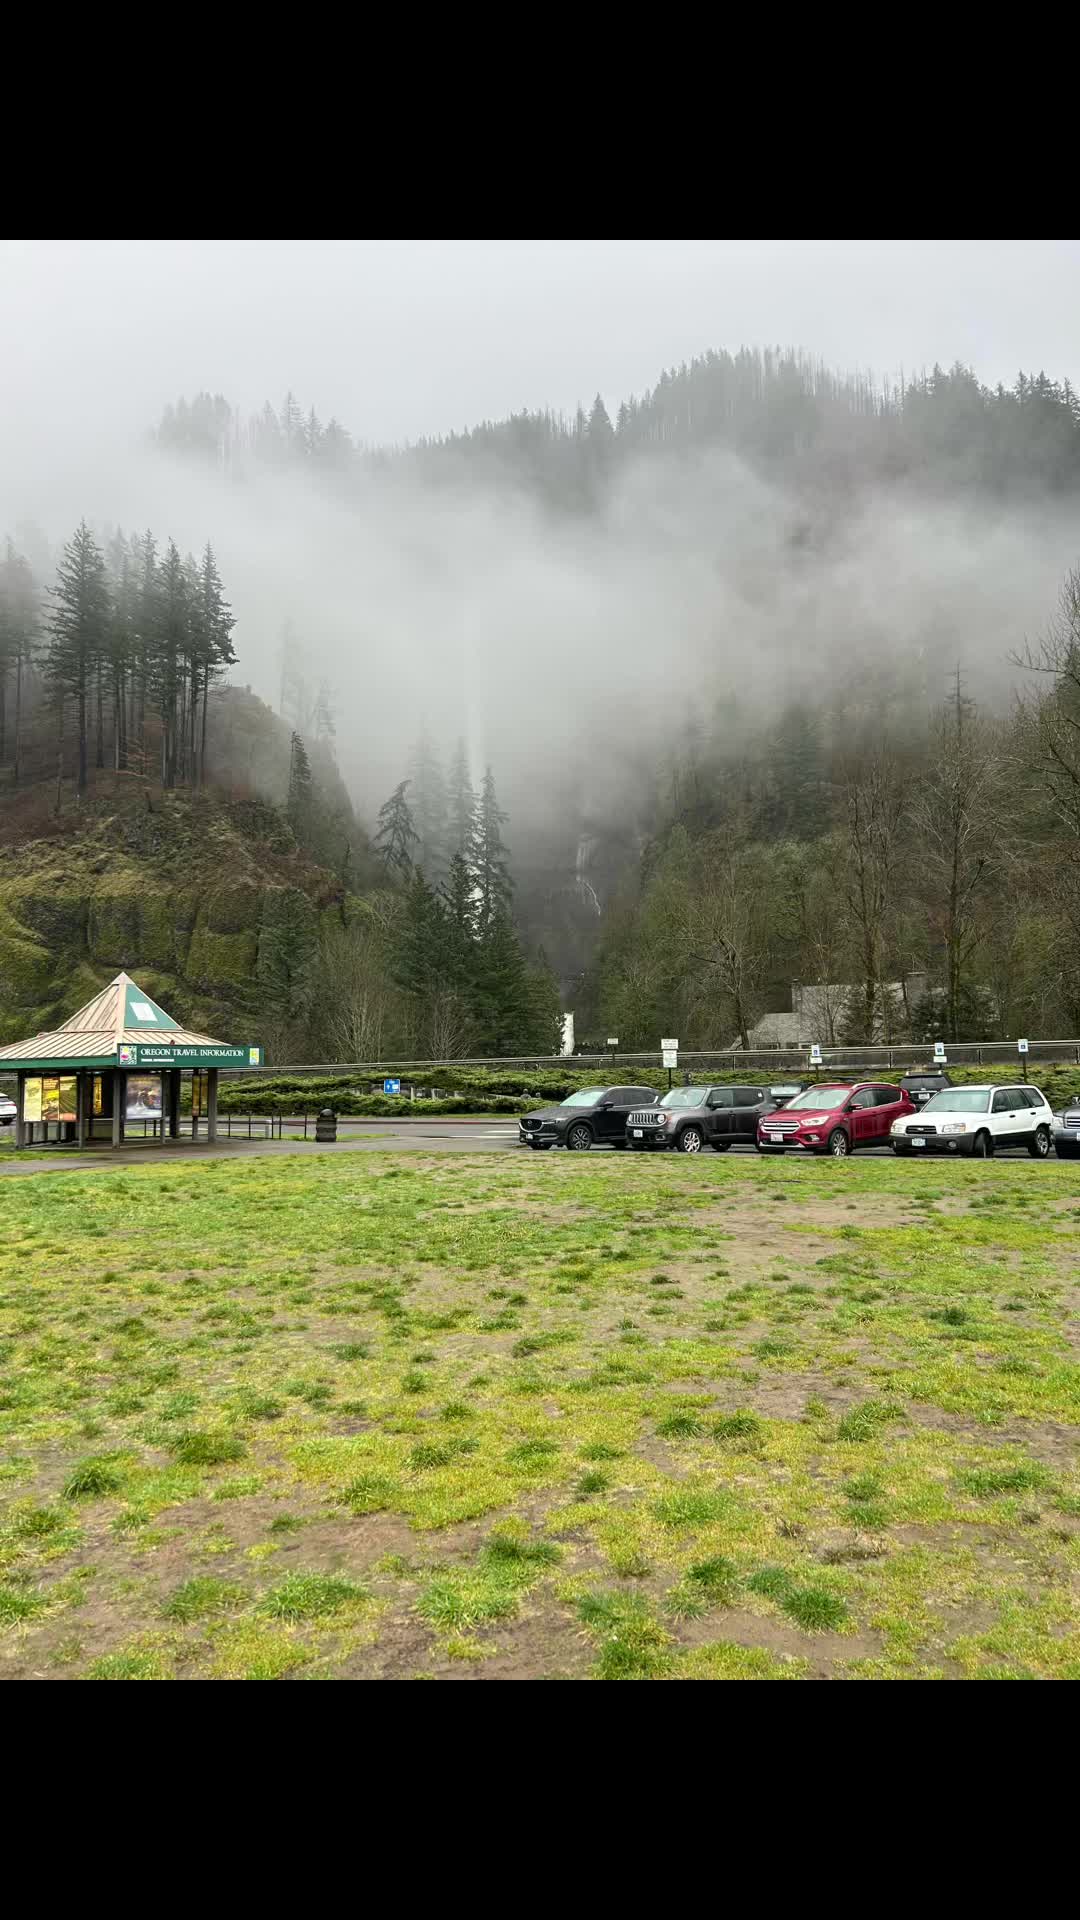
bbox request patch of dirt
[674,1606,883,1675]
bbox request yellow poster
[59,1076,77,1122]
[92,1075,103,1117]
[42,1078,60,1121]
[24,1078,42,1122]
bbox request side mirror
[599,1099,613,1109]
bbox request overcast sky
[3,239,1080,449]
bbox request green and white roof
[0,973,227,1067]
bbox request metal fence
[217,1039,1080,1079]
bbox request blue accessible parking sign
[384,1078,401,1095]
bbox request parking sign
[384,1078,401,1095]
[809,1044,822,1066]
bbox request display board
[125,1074,163,1120]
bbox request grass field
[1,1149,1079,1680]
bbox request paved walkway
[0,1118,523,1176]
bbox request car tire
[677,1126,705,1154]
[1029,1125,1052,1159]
[1055,1140,1080,1158]
[566,1124,593,1151]
[972,1131,993,1159]
[711,1140,731,1152]
[827,1129,850,1158]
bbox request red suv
[756,1081,915,1157]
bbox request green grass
[2,1147,1080,1679]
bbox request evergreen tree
[193,543,236,785]
[447,737,475,858]
[409,731,449,876]
[470,766,512,935]
[0,540,37,780]
[470,911,534,1053]
[288,731,313,835]
[46,521,110,794]
[374,778,419,877]
[153,540,189,787]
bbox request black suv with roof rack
[627,1084,783,1152]
[518,1084,658,1151]
[900,1070,953,1108]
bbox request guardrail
[215,1040,1080,1077]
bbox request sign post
[934,1041,947,1066]
[808,1043,822,1075]
[1018,1038,1029,1058]
[661,1039,678,1090]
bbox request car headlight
[941,1122,968,1134]
[890,1120,905,1133]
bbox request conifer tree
[374,778,419,877]
[288,731,313,834]
[447,738,475,859]
[470,766,512,936]
[0,540,37,780]
[46,521,110,794]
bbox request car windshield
[922,1088,991,1113]
[562,1089,605,1108]
[783,1084,851,1110]
[660,1088,706,1108]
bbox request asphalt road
[1,1119,1048,1176]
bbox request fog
[3,240,1080,840]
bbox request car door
[1020,1086,1048,1143]
[734,1086,767,1141]
[846,1088,876,1147]
[990,1088,1023,1145]
[705,1088,734,1140]
[873,1084,904,1142]
[595,1089,629,1142]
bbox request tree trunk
[199,673,209,787]
[76,661,87,796]
[54,702,64,814]
[13,652,22,785]
[95,659,105,769]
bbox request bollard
[315,1107,337,1144]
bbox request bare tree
[910,675,1000,1039]
[839,751,907,1041]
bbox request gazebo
[0,973,261,1150]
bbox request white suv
[0,1093,16,1128]
[891,1083,1054,1159]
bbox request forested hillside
[4,342,1080,1061]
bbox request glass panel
[125,1074,163,1120]
[24,1078,43,1122]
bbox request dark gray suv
[627,1084,778,1153]
[518,1085,658,1151]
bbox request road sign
[662,1050,678,1070]
[606,1037,619,1048]
[383,1078,401,1095]
[809,1044,822,1066]
[934,1041,947,1063]
[1018,1038,1029,1055]
[661,1039,679,1051]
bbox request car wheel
[827,1128,850,1158]
[972,1130,993,1159]
[677,1126,705,1154]
[1055,1140,1080,1158]
[1029,1125,1052,1159]
[711,1140,731,1151]
[566,1124,592,1151]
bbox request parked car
[0,1093,16,1127]
[900,1071,953,1108]
[518,1085,658,1151]
[757,1081,916,1156]
[890,1084,1053,1158]
[768,1083,806,1108]
[627,1084,783,1153]
[1053,1102,1080,1159]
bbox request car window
[873,1086,899,1106]
[1021,1087,1043,1106]
[706,1089,734,1108]
[733,1087,764,1106]
[848,1089,874,1110]
[783,1085,851,1110]
[992,1091,1013,1113]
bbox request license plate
[911,1137,926,1147]
[770,1132,784,1142]
[633,1129,642,1138]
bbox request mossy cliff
[0,781,345,1045]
